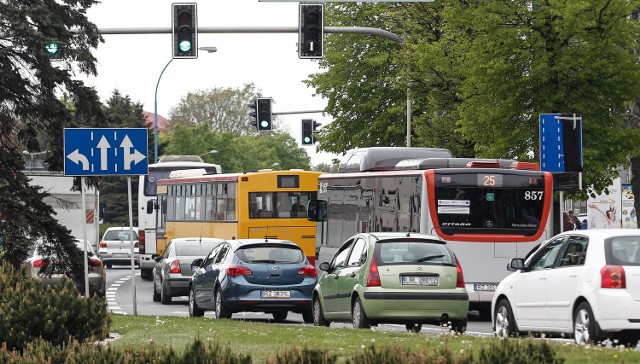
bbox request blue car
[188,239,318,322]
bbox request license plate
[261,290,291,299]
[474,283,498,292]
[402,275,438,286]
[113,253,128,257]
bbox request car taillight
[89,258,103,268]
[298,265,317,277]
[32,259,49,269]
[367,258,381,287]
[134,242,139,248]
[455,257,465,288]
[227,265,252,277]
[170,260,181,274]
[601,265,626,289]
[99,241,107,248]
[138,230,145,254]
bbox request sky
[83,0,338,166]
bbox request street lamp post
[153,46,217,163]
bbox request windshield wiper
[416,255,445,262]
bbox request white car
[98,227,139,268]
[492,229,640,347]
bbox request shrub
[0,263,110,351]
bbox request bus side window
[307,200,327,222]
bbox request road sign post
[64,128,148,314]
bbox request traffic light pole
[95,26,404,43]
[154,58,174,163]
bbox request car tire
[272,311,288,321]
[140,268,152,280]
[302,310,314,324]
[152,282,161,302]
[214,289,232,319]
[574,302,599,345]
[494,299,518,338]
[189,287,204,317]
[406,323,422,333]
[352,296,371,329]
[160,280,172,304]
[450,317,467,334]
[313,295,330,327]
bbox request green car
[312,232,469,332]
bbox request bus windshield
[434,171,546,235]
[144,167,219,196]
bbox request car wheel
[352,296,370,329]
[406,323,422,333]
[450,317,467,334]
[214,289,232,319]
[313,295,330,327]
[302,310,314,324]
[494,299,518,338]
[140,268,152,280]
[272,311,288,321]
[105,263,112,269]
[189,287,204,317]
[574,302,599,345]
[152,282,161,302]
[160,280,172,304]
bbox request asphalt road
[105,266,495,336]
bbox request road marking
[106,272,139,314]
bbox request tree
[162,124,311,173]
[167,83,266,136]
[0,0,105,278]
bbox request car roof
[105,227,138,231]
[225,239,299,248]
[364,232,446,243]
[170,237,224,243]
[555,228,640,239]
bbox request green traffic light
[44,42,59,55]
[260,120,270,128]
[303,136,312,143]
[179,40,192,52]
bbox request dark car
[152,237,224,304]
[188,239,317,322]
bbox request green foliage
[0,264,110,351]
[162,124,311,173]
[270,347,338,364]
[476,338,564,364]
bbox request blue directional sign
[64,128,148,176]
[539,113,583,173]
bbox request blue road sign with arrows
[64,128,148,176]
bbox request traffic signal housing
[248,100,258,131]
[172,3,198,59]
[257,98,272,131]
[299,4,324,59]
[302,119,313,145]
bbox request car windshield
[175,241,220,256]
[235,245,304,264]
[104,230,138,241]
[376,240,453,266]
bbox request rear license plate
[261,290,291,299]
[474,283,498,292]
[113,253,128,257]
[402,275,438,286]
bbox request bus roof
[338,147,454,173]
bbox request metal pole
[154,59,174,163]
[128,176,138,315]
[406,89,412,147]
[81,177,89,297]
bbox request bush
[0,263,111,351]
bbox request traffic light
[301,119,313,145]
[257,98,272,131]
[172,3,198,59]
[299,4,324,59]
[43,41,62,59]
[248,100,258,131]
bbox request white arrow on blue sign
[64,128,148,176]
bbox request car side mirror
[319,262,330,271]
[507,258,525,271]
[191,258,203,271]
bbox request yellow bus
[156,169,322,264]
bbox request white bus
[138,155,221,279]
[307,147,554,319]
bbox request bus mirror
[146,200,155,214]
[307,200,327,222]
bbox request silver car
[152,237,224,304]
[25,239,106,297]
[98,227,139,268]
